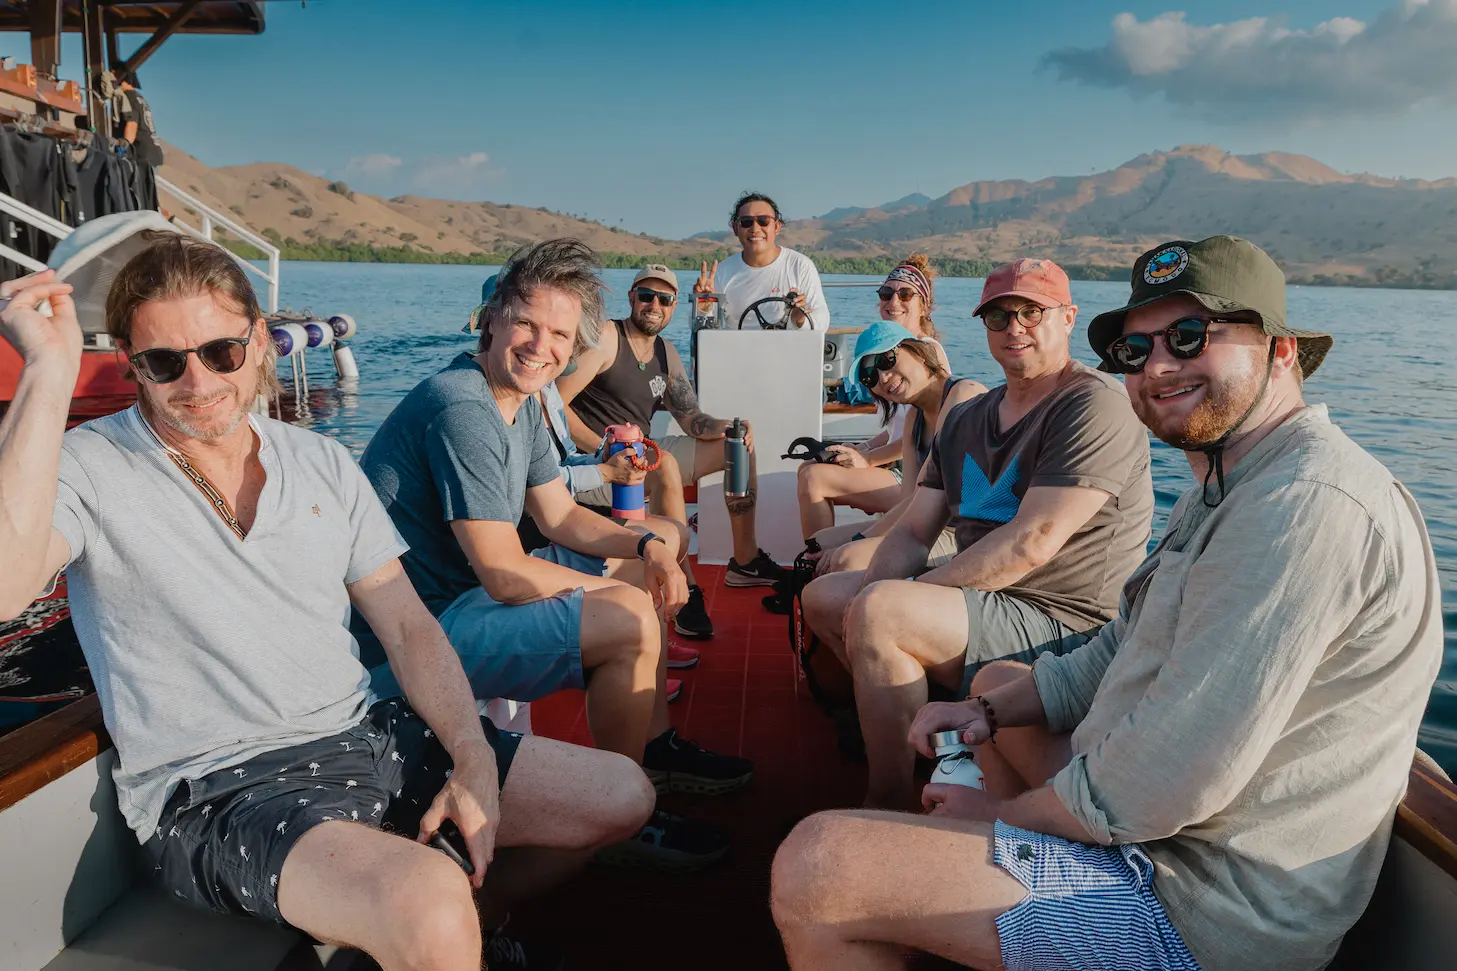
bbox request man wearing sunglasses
[559,263,789,599]
[0,230,659,970]
[692,192,829,331]
[772,236,1441,971]
[802,257,1153,810]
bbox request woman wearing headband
[795,255,957,544]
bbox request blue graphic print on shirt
[960,454,1021,523]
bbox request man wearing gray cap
[771,236,1442,971]
[558,263,789,615]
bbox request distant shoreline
[223,238,1453,291]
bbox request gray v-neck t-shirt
[51,406,407,842]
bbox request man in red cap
[802,257,1153,809]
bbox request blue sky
[20,0,1457,238]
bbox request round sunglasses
[127,329,253,384]
[857,348,898,388]
[978,304,1062,332]
[1105,317,1238,374]
[876,286,917,303]
[633,287,676,306]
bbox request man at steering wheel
[694,192,830,332]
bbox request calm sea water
[275,261,1457,775]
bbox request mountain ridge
[157,143,1457,288]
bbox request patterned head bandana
[883,263,933,310]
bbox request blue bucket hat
[845,320,918,399]
[464,273,501,333]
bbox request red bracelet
[974,695,998,741]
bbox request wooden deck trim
[823,402,878,415]
[0,694,110,814]
[1395,759,1457,881]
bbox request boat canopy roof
[0,1,264,36]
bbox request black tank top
[913,378,972,467]
[572,319,671,435]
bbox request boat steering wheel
[738,293,801,330]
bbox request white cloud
[411,151,502,192]
[1043,1,1457,122]
[342,153,403,178]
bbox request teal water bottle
[725,418,749,498]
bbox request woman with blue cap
[795,257,954,540]
[802,320,985,575]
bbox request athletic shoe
[673,585,714,638]
[667,641,700,669]
[482,919,564,970]
[594,809,730,874]
[666,678,683,703]
[761,582,793,616]
[725,549,790,587]
[642,727,753,795]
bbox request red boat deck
[515,561,867,970]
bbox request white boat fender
[304,320,333,348]
[270,322,309,358]
[328,313,358,342]
[332,342,360,379]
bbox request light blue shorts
[993,821,1201,971]
[369,544,608,702]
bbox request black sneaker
[725,549,790,587]
[761,578,794,615]
[643,728,754,795]
[482,921,564,971]
[594,809,731,874]
[673,584,714,638]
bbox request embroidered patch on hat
[1144,245,1189,285]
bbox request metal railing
[156,175,281,312]
[0,189,72,272]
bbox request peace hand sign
[693,260,719,294]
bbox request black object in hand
[781,436,836,464]
[428,819,475,875]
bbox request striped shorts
[993,821,1201,971]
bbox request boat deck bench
[0,697,362,971]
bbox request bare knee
[584,585,659,664]
[654,449,683,489]
[802,575,845,636]
[968,659,1030,697]
[378,853,479,971]
[592,752,656,845]
[772,811,855,929]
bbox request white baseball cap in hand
[45,211,184,335]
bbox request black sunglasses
[857,348,898,388]
[736,215,775,228]
[127,329,253,384]
[1105,317,1240,374]
[876,286,917,302]
[633,287,676,306]
[978,304,1062,332]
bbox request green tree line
[223,233,1127,281]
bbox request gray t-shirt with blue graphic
[922,362,1153,629]
[359,353,560,618]
[52,407,407,843]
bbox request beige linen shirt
[1033,405,1443,971]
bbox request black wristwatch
[637,533,665,559]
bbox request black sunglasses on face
[1105,317,1237,374]
[978,304,1061,332]
[127,329,252,384]
[737,215,775,229]
[877,286,917,302]
[857,348,898,388]
[633,288,676,306]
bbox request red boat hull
[0,343,137,425]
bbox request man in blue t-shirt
[360,240,754,871]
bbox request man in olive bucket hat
[771,235,1443,971]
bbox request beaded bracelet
[974,695,999,741]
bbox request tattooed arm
[661,341,729,441]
